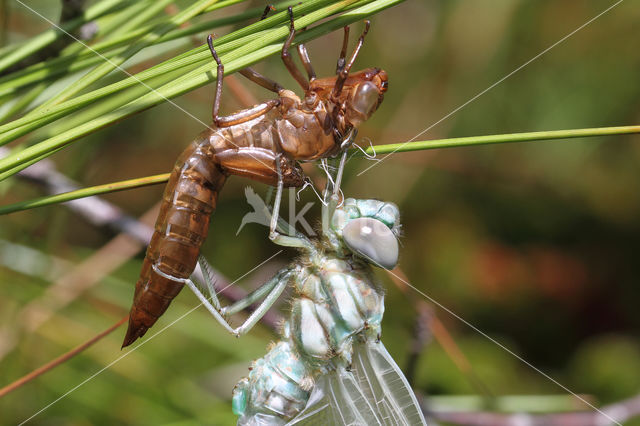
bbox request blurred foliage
[1,0,639,425]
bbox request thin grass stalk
[0,316,128,398]
[362,125,640,155]
[0,63,194,181]
[0,0,130,73]
[0,28,265,144]
[0,82,44,122]
[0,45,130,99]
[0,174,168,215]
[0,0,333,107]
[33,0,203,109]
[0,0,254,96]
[42,57,202,138]
[8,0,183,122]
[0,1,154,122]
[0,0,324,142]
[0,146,64,182]
[2,124,637,215]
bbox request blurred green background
[1,0,639,424]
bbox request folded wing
[287,340,427,426]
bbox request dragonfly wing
[286,340,426,426]
[286,367,382,426]
[351,340,427,425]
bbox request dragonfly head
[331,198,400,270]
[307,68,388,137]
[341,68,388,129]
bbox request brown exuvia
[122,7,388,348]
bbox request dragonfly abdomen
[233,341,311,425]
[123,140,226,347]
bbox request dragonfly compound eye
[342,217,399,270]
[345,82,381,127]
[353,82,380,115]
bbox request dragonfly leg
[269,156,311,248]
[186,267,291,337]
[281,6,309,91]
[207,36,282,127]
[215,99,279,127]
[239,68,283,93]
[297,44,316,81]
[225,272,288,336]
[336,25,350,75]
[221,272,282,317]
[223,267,291,317]
[207,34,225,126]
[185,277,240,335]
[235,4,288,94]
[197,255,222,310]
[321,130,355,230]
[259,4,275,21]
[332,20,371,100]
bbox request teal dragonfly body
[225,199,427,425]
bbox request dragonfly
[185,159,427,425]
[122,6,388,348]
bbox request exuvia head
[340,68,388,128]
[304,19,388,138]
[331,199,401,270]
[307,67,388,132]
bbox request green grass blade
[0,1,155,121]
[0,0,130,73]
[0,0,337,138]
[2,124,637,215]
[0,83,45,122]
[33,0,190,108]
[0,173,169,215]
[362,125,640,155]
[0,0,250,96]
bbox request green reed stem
[362,125,640,155]
[0,174,169,215]
[0,0,129,73]
[1,124,637,215]
[34,0,215,109]
[0,0,283,97]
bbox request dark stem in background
[388,268,493,398]
[0,0,95,76]
[405,301,432,386]
[0,316,128,398]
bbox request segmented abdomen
[122,139,226,347]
